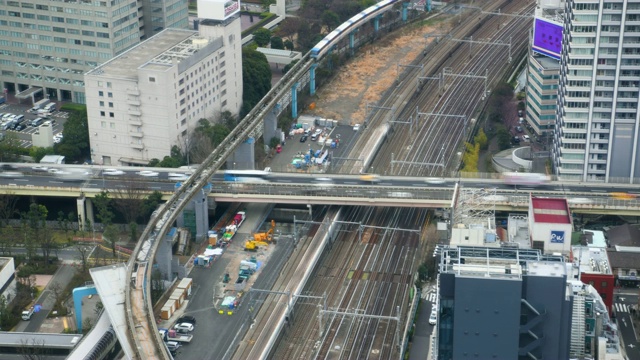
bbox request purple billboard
[532,17,563,60]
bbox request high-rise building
[526,54,560,136]
[0,0,188,104]
[553,0,640,182]
[84,0,242,166]
[434,247,572,360]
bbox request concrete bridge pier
[177,188,209,243]
[291,82,299,119]
[402,2,409,21]
[427,0,432,12]
[310,63,318,95]
[155,230,174,281]
[263,108,280,146]
[226,137,256,170]
[374,15,381,32]
[76,195,94,231]
[349,32,355,53]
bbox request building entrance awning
[15,87,43,99]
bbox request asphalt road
[15,264,77,333]
[616,292,640,360]
[174,227,295,359]
[2,246,93,264]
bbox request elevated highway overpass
[2,172,640,215]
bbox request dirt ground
[311,22,451,125]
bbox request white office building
[84,8,242,166]
[553,0,640,182]
[0,0,188,104]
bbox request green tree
[220,110,238,130]
[142,191,164,221]
[284,39,294,50]
[496,126,511,150]
[93,191,113,226]
[103,224,119,257]
[24,203,56,265]
[282,59,299,75]
[148,158,160,167]
[0,131,26,162]
[270,36,284,50]
[253,28,272,47]
[55,107,90,163]
[129,222,138,243]
[242,47,272,116]
[29,147,56,163]
[321,10,340,30]
[269,136,281,148]
[157,156,182,168]
[474,128,488,150]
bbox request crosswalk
[614,303,631,313]
[421,291,437,303]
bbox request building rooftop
[439,246,565,279]
[607,224,640,248]
[531,197,571,224]
[571,246,612,275]
[606,250,640,270]
[86,28,201,79]
[532,53,561,70]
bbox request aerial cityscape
[0,0,639,359]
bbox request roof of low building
[606,249,640,269]
[531,197,571,224]
[607,224,640,247]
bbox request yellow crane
[252,220,276,243]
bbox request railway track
[272,207,423,360]
[371,0,536,177]
[269,1,536,359]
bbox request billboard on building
[532,17,563,60]
[197,0,240,21]
[550,230,565,243]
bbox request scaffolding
[452,187,496,227]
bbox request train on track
[310,0,400,59]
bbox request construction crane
[252,220,276,244]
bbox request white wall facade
[528,214,573,254]
[0,258,15,291]
[86,22,242,165]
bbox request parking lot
[0,101,68,148]
[267,123,358,173]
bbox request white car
[103,169,125,176]
[353,124,361,131]
[0,171,24,178]
[168,173,190,181]
[32,165,50,172]
[47,168,62,174]
[429,309,437,325]
[425,177,446,185]
[174,323,194,332]
[137,170,159,177]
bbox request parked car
[300,135,308,142]
[174,323,194,332]
[515,126,523,133]
[429,309,437,325]
[353,124,361,131]
[166,341,180,354]
[176,315,196,325]
[522,135,530,142]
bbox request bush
[60,104,87,112]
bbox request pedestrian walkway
[615,303,631,313]
[421,291,436,303]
